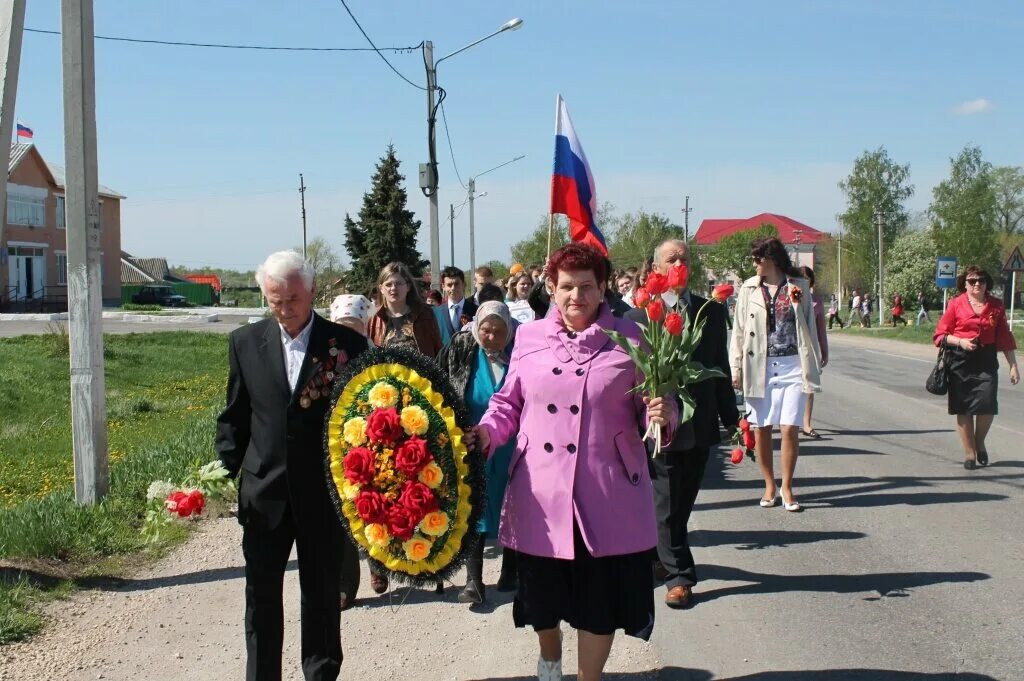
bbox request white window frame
[55,250,68,285]
[7,184,47,227]
[55,194,66,230]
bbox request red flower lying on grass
[166,489,205,518]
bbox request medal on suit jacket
[298,337,347,409]
[323,346,482,586]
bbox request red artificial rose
[743,430,756,451]
[663,311,684,336]
[730,447,745,465]
[667,264,689,290]
[647,298,665,323]
[394,436,433,476]
[398,481,439,519]
[366,407,403,443]
[632,287,650,308]
[187,490,205,515]
[645,272,669,296]
[170,489,205,518]
[166,491,188,516]
[343,446,376,485]
[387,504,419,541]
[738,417,750,432]
[712,283,735,303]
[354,489,388,524]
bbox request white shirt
[280,314,315,393]
[448,299,464,328]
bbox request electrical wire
[439,99,466,190]
[336,0,427,90]
[23,27,418,53]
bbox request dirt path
[1,518,665,680]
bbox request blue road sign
[936,257,957,288]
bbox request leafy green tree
[479,259,510,281]
[511,215,569,267]
[607,211,685,271]
[343,145,427,296]
[702,223,778,282]
[930,145,1000,274]
[991,166,1024,236]
[837,147,915,292]
[294,236,345,305]
[885,228,939,306]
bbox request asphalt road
[2,332,1021,680]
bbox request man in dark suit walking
[216,250,369,681]
[628,239,738,609]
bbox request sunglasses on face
[966,278,986,286]
[752,256,764,264]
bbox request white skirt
[745,355,807,427]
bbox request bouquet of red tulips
[604,265,736,455]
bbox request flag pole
[547,94,559,261]
[546,213,554,260]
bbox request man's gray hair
[255,250,315,292]
[653,239,688,264]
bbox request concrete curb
[0,313,69,321]
[115,313,220,323]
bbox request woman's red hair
[547,243,608,284]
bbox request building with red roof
[694,212,830,282]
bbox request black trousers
[242,513,345,681]
[649,446,710,589]
[339,533,360,600]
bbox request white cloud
[951,98,993,116]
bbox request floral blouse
[762,282,798,357]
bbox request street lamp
[422,18,524,290]
[468,154,525,274]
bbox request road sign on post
[1003,246,1024,328]
[935,257,957,288]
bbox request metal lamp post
[467,154,524,274]
[423,18,523,289]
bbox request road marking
[828,372,1024,438]
[862,348,933,364]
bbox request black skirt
[512,523,655,640]
[947,344,999,415]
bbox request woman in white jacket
[730,238,822,512]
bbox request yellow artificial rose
[343,417,367,446]
[341,480,360,500]
[402,535,433,561]
[418,511,450,537]
[364,523,391,547]
[368,382,399,409]
[400,405,429,436]
[417,462,444,489]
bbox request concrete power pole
[299,173,307,259]
[62,0,108,504]
[0,0,27,293]
[449,203,455,267]
[682,195,692,243]
[468,178,476,275]
[876,210,885,327]
[837,233,843,303]
[423,42,441,290]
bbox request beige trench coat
[729,275,822,399]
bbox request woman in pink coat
[472,243,674,681]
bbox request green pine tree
[344,145,427,296]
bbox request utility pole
[876,210,885,327]
[682,195,692,243]
[423,42,441,290]
[298,173,307,259]
[468,178,476,275]
[62,0,108,505]
[837,233,843,303]
[449,203,455,267]
[0,0,26,291]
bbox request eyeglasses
[966,278,986,286]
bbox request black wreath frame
[322,344,485,587]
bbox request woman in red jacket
[934,266,1019,469]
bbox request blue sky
[13,0,1024,271]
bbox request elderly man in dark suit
[216,250,370,681]
[627,239,738,609]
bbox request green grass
[0,331,227,644]
[831,319,1024,347]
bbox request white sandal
[537,657,562,681]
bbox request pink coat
[479,304,676,560]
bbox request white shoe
[537,656,562,681]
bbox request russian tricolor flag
[551,95,606,254]
[16,121,33,139]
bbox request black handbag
[926,341,949,395]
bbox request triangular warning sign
[1003,246,1024,272]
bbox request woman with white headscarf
[438,300,518,605]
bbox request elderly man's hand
[643,395,669,426]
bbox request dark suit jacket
[433,297,479,344]
[215,313,370,531]
[626,293,738,449]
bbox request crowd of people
[216,237,1018,681]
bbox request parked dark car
[131,285,188,307]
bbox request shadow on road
[477,668,998,680]
[95,559,298,592]
[695,565,989,605]
[689,529,866,551]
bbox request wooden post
[62,0,108,504]
[0,0,27,290]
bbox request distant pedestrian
[731,238,822,513]
[850,289,862,327]
[916,291,930,325]
[861,294,872,328]
[891,294,908,327]
[933,266,1019,469]
[827,293,844,329]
